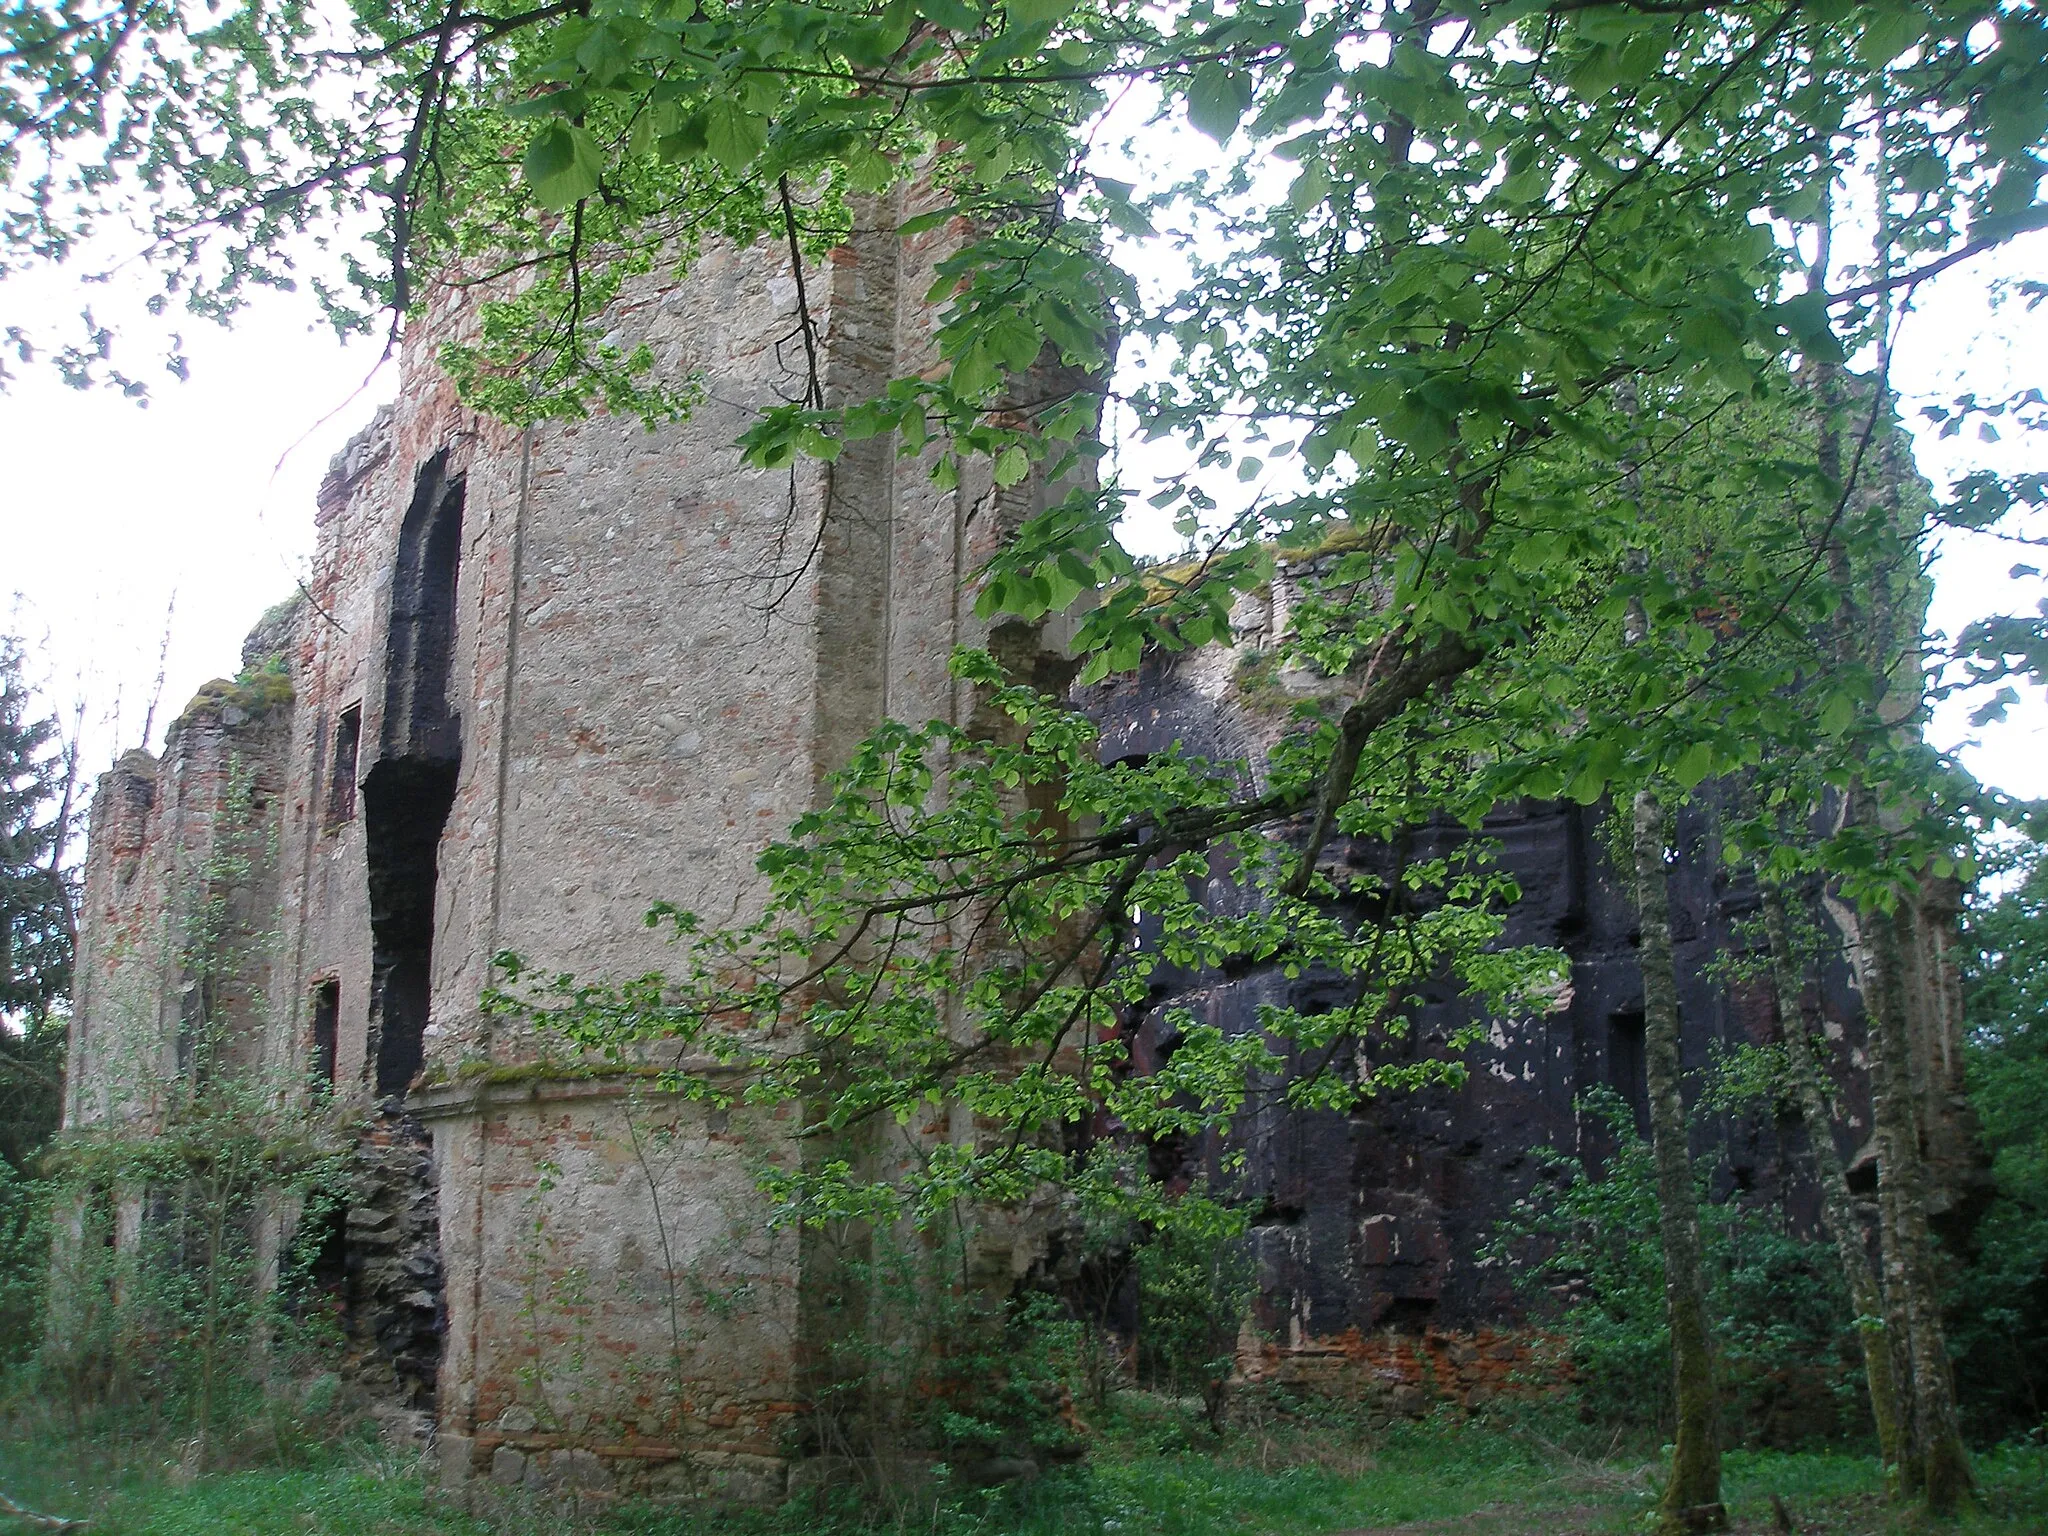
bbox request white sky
[2,266,396,776]
[1888,251,2048,810]
[0,188,2042,810]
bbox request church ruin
[61,202,1988,1498]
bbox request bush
[797,1221,1088,1501]
[18,1076,353,1464]
[1491,1091,1863,1449]
[1133,1211,1254,1430]
[1952,836,2048,1440]
[0,1159,51,1368]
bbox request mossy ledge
[174,655,295,730]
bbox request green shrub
[1952,835,2048,1440]
[797,1222,1087,1496]
[1133,1211,1254,1429]
[923,1289,1088,1467]
[28,1098,353,1460]
[1491,1090,1863,1448]
[0,1158,51,1367]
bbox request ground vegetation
[1,1395,2047,1536]
[1494,1090,1866,1452]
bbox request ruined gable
[64,194,1085,1500]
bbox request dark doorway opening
[362,453,465,1100]
[280,1195,349,1316]
[364,756,456,1097]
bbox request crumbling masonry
[64,205,1989,1495]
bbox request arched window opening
[362,452,465,1099]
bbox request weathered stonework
[63,208,1988,1491]
[65,191,1058,1500]
[1238,1324,1563,1420]
[66,663,294,1127]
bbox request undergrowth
[2,1398,2044,1536]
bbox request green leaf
[1043,562,1084,611]
[1672,741,1715,791]
[705,100,768,171]
[845,147,894,192]
[1509,533,1556,573]
[1768,290,1845,363]
[1678,310,1740,361]
[899,206,961,237]
[655,111,709,163]
[1103,196,1156,238]
[916,0,980,31]
[1187,64,1253,143]
[574,24,629,85]
[1856,6,1923,66]
[1565,738,1620,805]
[1007,0,1073,26]
[1287,160,1331,213]
[994,445,1030,486]
[523,121,604,210]
[951,342,998,399]
[1818,690,1859,736]
[1611,30,1668,86]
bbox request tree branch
[1825,207,2048,307]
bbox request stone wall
[1239,1326,1564,1419]
[65,189,1084,1501]
[66,661,295,1132]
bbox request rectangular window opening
[328,704,362,825]
[311,980,339,1090]
[1608,1009,1649,1135]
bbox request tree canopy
[3,0,2040,732]
[0,636,74,1170]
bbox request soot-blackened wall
[1083,634,1881,1355]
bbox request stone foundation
[1241,1327,1567,1418]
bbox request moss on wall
[174,656,295,730]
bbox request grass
[0,1400,2042,1536]
[0,1441,490,1536]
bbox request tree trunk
[1761,888,1903,1475]
[1876,1156,1922,1493]
[1864,901,1974,1514]
[1632,790,1725,1534]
